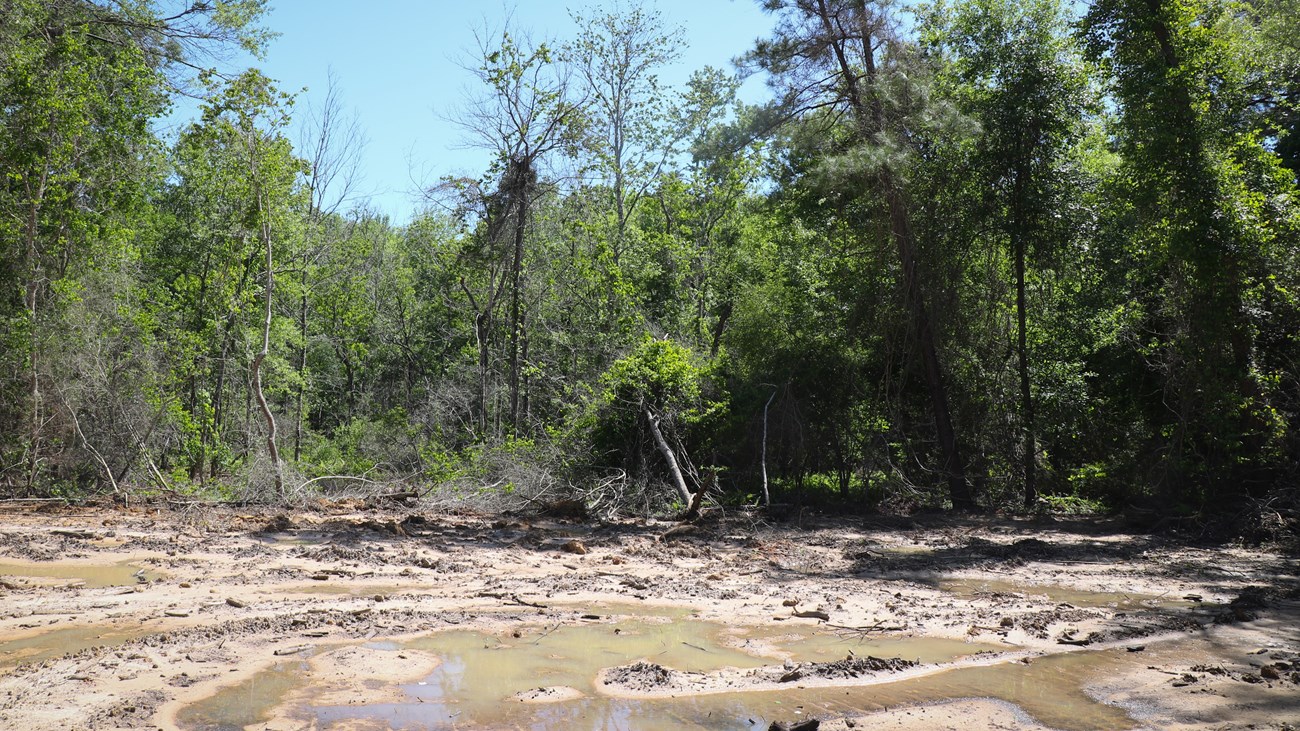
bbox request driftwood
[475,591,547,608]
[826,620,907,636]
[273,645,312,656]
[769,720,819,731]
[51,529,95,539]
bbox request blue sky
[174,1,779,223]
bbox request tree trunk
[209,244,258,478]
[22,170,47,493]
[645,406,693,505]
[761,389,775,508]
[1012,166,1037,509]
[884,182,974,510]
[520,311,530,427]
[251,189,283,495]
[507,177,527,436]
[459,276,492,436]
[816,2,974,510]
[294,261,308,462]
[476,313,490,434]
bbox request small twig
[529,623,561,644]
[827,620,907,635]
[296,473,386,491]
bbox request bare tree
[294,71,368,460]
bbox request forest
[4,3,1300,730]
[3,0,1299,532]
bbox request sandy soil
[0,500,1296,730]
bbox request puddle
[0,560,157,588]
[0,625,151,670]
[936,578,1188,609]
[176,660,308,731]
[740,625,1006,664]
[303,644,1140,731]
[177,617,1009,731]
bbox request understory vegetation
[3,0,1299,532]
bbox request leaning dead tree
[644,406,693,505]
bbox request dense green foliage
[2,0,1297,520]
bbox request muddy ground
[0,499,1297,730]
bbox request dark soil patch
[1014,607,1101,639]
[805,655,917,678]
[602,661,677,691]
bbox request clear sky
[176,1,779,224]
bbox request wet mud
[0,504,1295,730]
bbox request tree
[923,0,1089,506]
[0,1,164,491]
[1083,0,1293,498]
[649,68,764,357]
[566,0,685,250]
[747,0,976,509]
[454,25,584,436]
[295,72,367,460]
[162,70,303,493]
[590,337,727,505]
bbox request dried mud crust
[0,605,466,681]
[601,661,679,692]
[0,503,1297,731]
[803,655,917,678]
[1012,607,1102,639]
[512,685,585,703]
[598,654,923,698]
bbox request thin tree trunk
[709,301,732,359]
[761,388,776,507]
[1011,166,1037,509]
[250,187,283,495]
[25,272,40,494]
[209,243,258,478]
[507,183,526,435]
[520,312,530,427]
[294,262,308,462]
[22,171,47,493]
[815,1,973,510]
[886,189,974,510]
[477,314,490,433]
[645,406,693,505]
[459,277,492,435]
